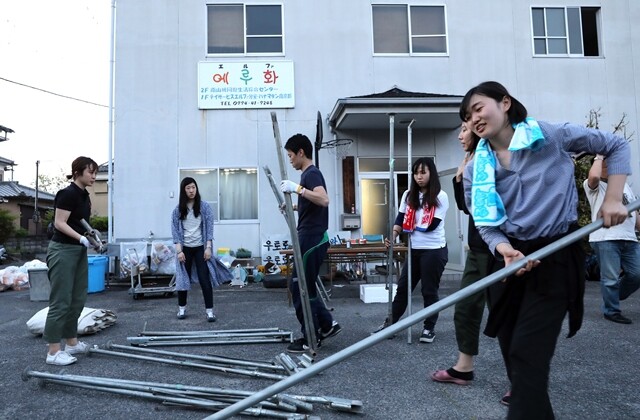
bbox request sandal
[430,368,474,385]
[501,390,512,406]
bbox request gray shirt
[464,121,631,255]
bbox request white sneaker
[177,307,187,319]
[65,341,89,355]
[46,351,77,366]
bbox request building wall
[113,0,640,257]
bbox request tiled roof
[352,86,460,99]
[0,182,56,201]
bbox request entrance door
[360,173,408,237]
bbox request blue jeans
[591,241,640,316]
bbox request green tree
[33,169,68,194]
[0,209,16,243]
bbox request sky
[0,0,111,187]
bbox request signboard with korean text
[260,230,351,266]
[198,61,295,109]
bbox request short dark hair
[459,81,528,125]
[69,156,98,180]
[284,134,313,159]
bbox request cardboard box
[360,284,397,303]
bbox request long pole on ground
[270,112,317,352]
[386,114,396,321]
[406,119,414,343]
[205,199,640,419]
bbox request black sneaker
[371,319,396,339]
[318,321,342,340]
[420,329,435,343]
[287,338,320,353]
[604,313,632,324]
[371,318,390,334]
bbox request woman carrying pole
[459,81,630,418]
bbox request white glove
[79,236,91,248]
[280,180,303,194]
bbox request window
[179,168,258,221]
[207,4,283,55]
[531,7,600,56]
[372,5,447,55]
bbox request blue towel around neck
[471,118,545,226]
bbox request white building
[112,1,640,270]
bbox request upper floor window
[531,6,600,56]
[207,4,283,55]
[180,168,258,221]
[372,4,447,55]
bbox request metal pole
[386,114,395,321]
[88,347,287,380]
[107,0,116,243]
[206,199,640,419]
[106,342,287,372]
[406,120,414,343]
[33,160,40,227]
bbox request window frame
[371,3,449,56]
[179,166,259,223]
[206,3,285,57]
[530,6,602,58]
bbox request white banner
[198,61,295,109]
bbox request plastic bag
[150,240,176,275]
[26,306,118,336]
[119,242,148,278]
[230,264,248,286]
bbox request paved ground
[1,273,639,420]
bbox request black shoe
[501,390,511,406]
[371,319,396,339]
[419,329,435,343]
[604,313,632,324]
[287,337,320,353]
[318,321,342,340]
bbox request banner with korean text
[198,61,295,109]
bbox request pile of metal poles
[87,341,312,380]
[128,327,293,347]
[23,369,363,418]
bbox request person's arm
[202,202,214,261]
[302,185,329,207]
[171,208,185,262]
[54,209,87,244]
[587,155,603,190]
[452,176,469,214]
[385,221,403,247]
[599,174,630,227]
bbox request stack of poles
[207,199,640,419]
[23,370,363,417]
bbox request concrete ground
[1,274,639,420]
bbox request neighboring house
[112,1,640,267]
[87,161,109,218]
[0,157,17,182]
[0,181,55,233]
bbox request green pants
[43,241,88,343]
[453,250,493,356]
